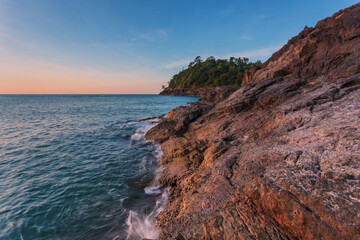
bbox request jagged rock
[148,3,360,239]
[243,3,360,86]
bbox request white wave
[125,118,170,240]
[126,210,158,240]
[126,188,169,240]
[144,186,162,195]
[154,187,170,214]
[129,119,161,141]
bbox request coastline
[0,95,202,240]
[159,86,239,104]
[146,4,360,239]
[148,76,360,240]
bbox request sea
[0,94,198,240]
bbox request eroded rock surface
[147,3,360,239]
[243,3,360,86]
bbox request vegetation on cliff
[166,56,261,89]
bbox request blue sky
[0,0,358,93]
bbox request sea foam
[126,119,168,240]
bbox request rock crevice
[147,3,360,239]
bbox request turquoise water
[0,95,198,240]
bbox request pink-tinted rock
[243,3,360,86]
[147,3,360,239]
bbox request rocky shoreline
[147,3,360,239]
[159,86,240,104]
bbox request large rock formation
[243,3,360,86]
[148,3,360,239]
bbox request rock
[148,3,360,239]
[242,65,261,86]
[159,86,240,104]
[243,3,360,86]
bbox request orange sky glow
[0,61,165,94]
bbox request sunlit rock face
[148,3,360,240]
[243,3,360,86]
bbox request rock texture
[243,3,360,86]
[148,3,360,239]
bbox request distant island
[160,56,261,99]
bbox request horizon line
[0,93,164,95]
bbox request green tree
[167,56,261,89]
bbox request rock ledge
[148,3,360,239]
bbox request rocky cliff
[147,3,360,239]
[243,3,360,86]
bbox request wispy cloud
[0,56,165,94]
[0,55,143,81]
[164,57,193,69]
[250,14,267,24]
[219,45,282,59]
[131,28,168,42]
[239,35,253,40]
[219,9,235,16]
[164,46,282,69]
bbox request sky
[0,0,358,94]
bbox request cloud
[0,56,144,81]
[131,28,168,42]
[164,46,282,69]
[0,57,165,94]
[239,35,253,40]
[219,45,282,59]
[164,57,193,69]
[251,14,267,25]
[219,9,235,16]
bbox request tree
[194,56,202,65]
[166,56,261,89]
[254,60,262,68]
[229,57,235,66]
[206,56,215,62]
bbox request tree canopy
[167,56,261,89]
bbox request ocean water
[0,94,198,240]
